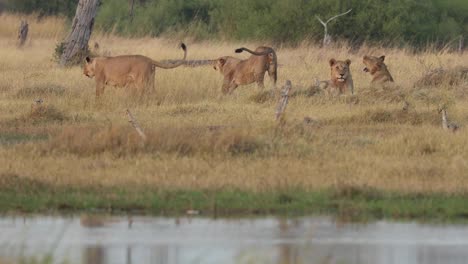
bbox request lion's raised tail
[151,43,187,69]
[161,59,216,67]
[235,47,278,85]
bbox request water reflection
[0,215,467,264]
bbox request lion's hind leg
[222,78,238,95]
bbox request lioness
[321,58,354,95]
[363,55,394,84]
[83,43,187,97]
[213,46,277,94]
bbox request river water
[0,215,468,264]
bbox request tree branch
[325,9,352,24]
[315,16,326,27]
[126,109,147,142]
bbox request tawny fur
[83,43,187,97]
[321,58,354,95]
[363,55,394,84]
[213,46,277,94]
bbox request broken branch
[126,109,147,141]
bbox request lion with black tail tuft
[212,46,277,94]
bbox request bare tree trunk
[129,0,135,22]
[459,35,464,54]
[17,20,28,47]
[59,0,100,66]
[126,109,147,142]
[275,80,292,121]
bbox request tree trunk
[18,20,28,47]
[129,0,135,22]
[59,0,100,66]
[459,35,464,54]
[275,80,292,121]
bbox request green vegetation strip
[1,176,468,221]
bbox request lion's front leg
[348,78,354,95]
[95,79,105,97]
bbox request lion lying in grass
[363,55,394,84]
[213,46,277,94]
[83,43,187,97]
[320,58,354,95]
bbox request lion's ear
[329,59,336,66]
[219,58,226,66]
[85,56,92,63]
[379,55,385,62]
[345,59,351,65]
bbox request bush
[6,0,468,47]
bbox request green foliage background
[5,0,468,46]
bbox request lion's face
[83,57,96,78]
[329,59,351,82]
[363,55,385,74]
[213,58,226,72]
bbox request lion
[83,43,187,97]
[320,58,354,95]
[213,46,277,94]
[363,55,394,84]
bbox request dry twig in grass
[126,109,147,142]
[439,107,460,133]
[275,80,292,121]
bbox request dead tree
[315,9,352,46]
[59,0,100,66]
[17,20,29,47]
[275,80,292,121]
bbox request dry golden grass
[0,13,66,40]
[0,14,468,195]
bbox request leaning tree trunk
[59,0,100,66]
[17,20,29,47]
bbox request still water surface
[0,215,468,264]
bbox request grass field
[1,14,468,219]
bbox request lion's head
[83,57,96,78]
[362,55,394,83]
[363,55,386,75]
[213,57,227,72]
[329,58,351,83]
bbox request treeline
[5,0,468,47]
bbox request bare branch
[315,16,326,27]
[18,20,29,47]
[315,9,352,46]
[326,9,352,24]
[275,80,292,121]
[126,109,147,141]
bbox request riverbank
[2,174,468,221]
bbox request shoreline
[2,184,468,221]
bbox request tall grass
[0,13,66,39]
[0,14,467,196]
